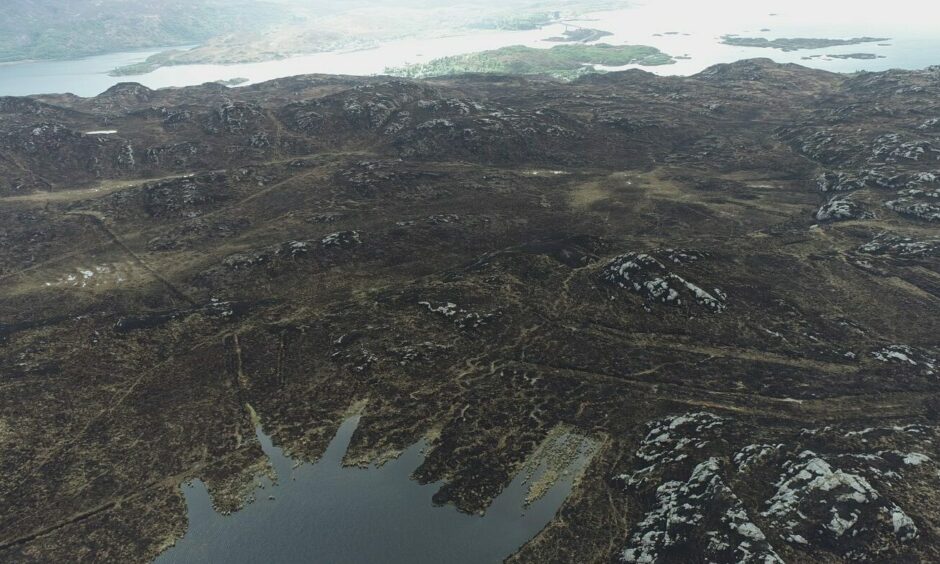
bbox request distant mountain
[0,0,290,63]
[1,0,630,67]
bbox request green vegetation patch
[386,43,674,80]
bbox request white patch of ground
[45,263,134,288]
[621,458,783,564]
[602,250,726,312]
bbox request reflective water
[579,0,940,75]
[2,0,939,98]
[157,417,591,564]
[0,27,566,97]
[0,46,193,98]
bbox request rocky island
[1,59,940,563]
[544,27,613,43]
[386,43,674,80]
[826,53,887,60]
[720,35,891,51]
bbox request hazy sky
[685,0,939,34]
[274,0,940,37]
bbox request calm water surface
[582,0,940,75]
[2,0,939,97]
[157,416,590,564]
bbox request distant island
[801,53,887,61]
[545,28,613,43]
[102,1,628,77]
[720,35,890,52]
[215,77,250,86]
[110,49,189,77]
[2,0,627,76]
[827,53,887,60]
[385,43,674,80]
[108,32,377,77]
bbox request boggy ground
[1,59,939,562]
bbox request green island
[545,27,614,43]
[4,1,630,75]
[385,43,674,80]
[720,35,890,52]
[109,50,187,77]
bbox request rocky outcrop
[816,194,874,221]
[602,250,726,312]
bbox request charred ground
[1,59,939,562]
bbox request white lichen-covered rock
[870,133,940,163]
[762,450,918,550]
[791,128,854,164]
[734,443,784,472]
[817,171,867,192]
[426,213,460,225]
[602,251,726,312]
[842,423,932,439]
[622,458,783,564]
[661,248,708,264]
[619,412,726,487]
[416,118,456,130]
[918,118,940,130]
[220,230,362,271]
[417,300,500,330]
[866,168,940,190]
[419,301,458,317]
[117,142,135,168]
[416,98,485,115]
[618,412,935,561]
[858,233,940,257]
[901,452,930,466]
[223,239,315,269]
[816,195,873,221]
[383,111,412,135]
[321,230,362,247]
[872,345,937,375]
[885,198,940,222]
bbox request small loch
[157,416,594,564]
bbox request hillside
[0,0,287,62]
[1,61,940,562]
